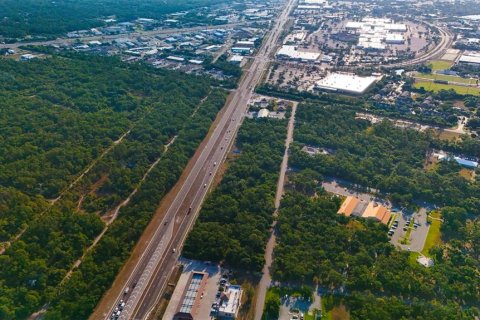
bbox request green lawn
[422,211,442,256]
[428,60,454,71]
[414,81,480,96]
[416,73,476,85]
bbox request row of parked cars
[388,215,421,237]
[210,277,230,314]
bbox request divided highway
[100,0,297,319]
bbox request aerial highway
[97,0,297,319]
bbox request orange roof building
[337,196,360,217]
[362,202,391,225]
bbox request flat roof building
[316,73,379,95]
[346,18,406,50]
[458,52,480,65]
[173,272,208,320]
[276,45,320,61]
[218,285,243,319]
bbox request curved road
[385,23,453,68]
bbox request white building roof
[167,56,185,62]
[459,52,480,65]
[385,34,405,43]
[229,55,244,62]
[302,0,327,3]
[218,285,242,316]
[316,73,379,94]
[258,108,270,118]
[276,45,320,61]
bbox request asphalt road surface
[102,0,298,319]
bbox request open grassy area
[416,73,476,85]
[422,211,442,256]
[428,60,454,71]
[414,81,480,96]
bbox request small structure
[20,54,38,61]
[257,108,270,118]
[229,55,244,64]
[417,255,434,268]
[217,285,243,319]
[167,56,185,62]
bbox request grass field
[414,81,480,96]
[428,60,454,71]
[416,73,476,85]
[422,211,442,256]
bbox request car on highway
[172,248,176,253]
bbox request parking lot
[389,208,429,252]
[163,259,222,320]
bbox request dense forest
[0,54,226,319]
[273,192,479,319]
[290,104,480,212]
[183,118,287,272]
[269,103,480,318]
[0,0,226,39]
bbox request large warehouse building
[316,73,380,94]
[276,45,321,62]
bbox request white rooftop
[276,45,320,61]
[316,73,379,94]
[459,52,480,65]
[218,285,242,315]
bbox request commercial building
[362,202,392,224]
[435,152,479,168]
[229,55,244,64]
[276,45,321,62]
[316,73,379,95]
[173,272,209,320]
[337,196,360,217]
[337,197,391,225]
[217,285,243,319]
[458,52,480,65]
[346,18,407,50]
[231,47,252,55]
[235,40,255,48]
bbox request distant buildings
[316,73,379,95]
[346,18,407,50]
